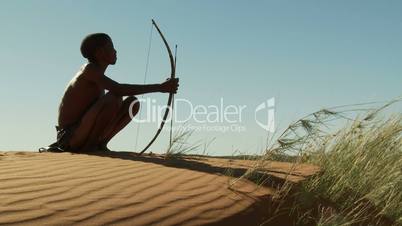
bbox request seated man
[44,33,179,153]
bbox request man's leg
[69,92,122,152]
[98,96,140,150]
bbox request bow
[138,19,176,156]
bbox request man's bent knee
[104,92,123,110]
[126,96,140,116]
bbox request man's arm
[84,66,178,96]
[95,75,162,96]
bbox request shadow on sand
[65,151,305,226]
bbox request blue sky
[0,0,401,155]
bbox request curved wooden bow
[138,19,176,156]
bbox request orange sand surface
[0,151,318,226]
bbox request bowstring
[135,22,153,150]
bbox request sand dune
[0,151,318,226]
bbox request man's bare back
[58,64,105,128]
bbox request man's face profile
[98,40,117,65]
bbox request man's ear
[94,48,105,59]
